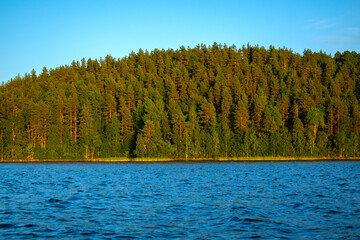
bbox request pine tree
[306,108,325,155]
[221,86,233,121]
[233,93,250,133]
[252,88,267,137]
[79,102,101,159]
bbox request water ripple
[0,161,359,239]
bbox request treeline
[0,43,359,160]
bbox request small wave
[231,206,245,210]
[230,216,241,222]
[46,198,70,208]
[0,223,16,229]
[48,198,62,203]
[67,196,80,201]
[24,224,36,228]
[292,203,303,208]
[47,198,70,205]
[114,235,138,239]
[280,229,293,234]
[244,217,278,224]
[325,209,343,214]
[80,231,97,236]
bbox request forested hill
[1,43,359,160]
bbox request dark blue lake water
[0,161,359,239]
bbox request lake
[0,161,359,239]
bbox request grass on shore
[1,156,359,163]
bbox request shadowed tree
[168,99,186,149]
[221,85,233,122]
[306,107,325,155]
[252,87,267,137]
[233,92,250,133]
[292,118,306,156]
[79,102,101,159]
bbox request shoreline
[1,157,360,163]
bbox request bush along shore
[1,157,360,163]
[0,43,359,161]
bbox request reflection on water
[0,161,359,239]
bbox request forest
[0,43,359,160]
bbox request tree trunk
[74,111,77,142]
[85,145,88,159]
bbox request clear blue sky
[1,0,359,84]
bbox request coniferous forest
[0,43,359,160]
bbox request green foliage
[79,102,101,159]
[1,44,359,160]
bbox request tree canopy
[1,43,359,160]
